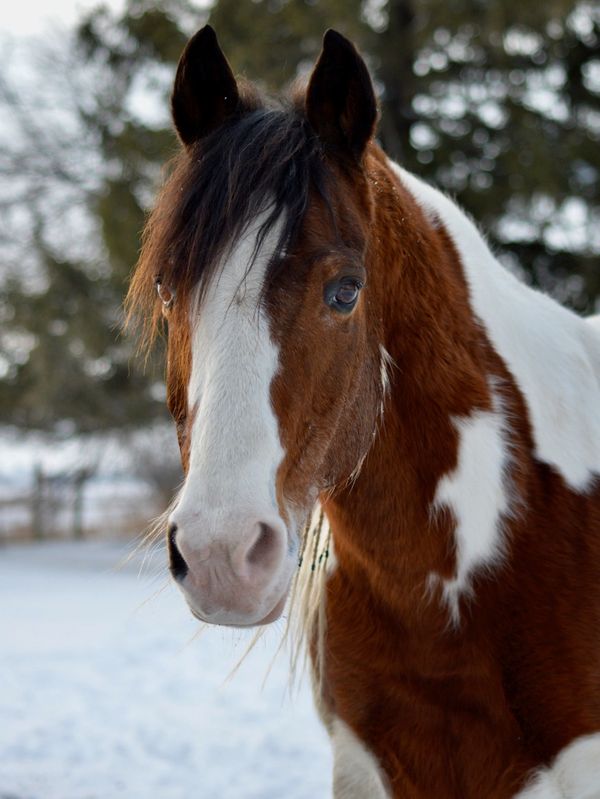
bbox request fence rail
[0,466,163,542]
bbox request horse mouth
[186,590,288,629]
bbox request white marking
[514,733,600,798]
[390,161,600,493]
[171,211,294,621]
[584,316,600,381]
[379,344,394,399]
[184,214,284,516]
[430,381,513,623]
[587,315,600,331]
[331,717,390,798]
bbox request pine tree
[0,1,198,432]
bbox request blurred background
[0,1,598,797]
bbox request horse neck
[324,151,497,623]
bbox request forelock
[127,102,334,345]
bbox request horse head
[129,26,386,627]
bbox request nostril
[167,523,188,581]
[245,523,279,571]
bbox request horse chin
[255,593,287,625]
[185,586,289,629]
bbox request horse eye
[325,278,364,313]
[155,278,175,311]
[336,283,360,305]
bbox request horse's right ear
[171,25,239,147]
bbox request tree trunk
[376,0,417,163]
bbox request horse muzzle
[166,511,294,627]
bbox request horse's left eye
[326,279,363,313]
[155,277,175,311]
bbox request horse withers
[127,25,600,799]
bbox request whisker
[178,622,209,654]
[130,577,170,616]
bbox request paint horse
[127,26,600,799]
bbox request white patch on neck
[331,717,390,798]
[175,211,285,545]
[514,733,600,798]
[429,381,513,624]
[390,161,600,493]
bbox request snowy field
[0,540,332,799]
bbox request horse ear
[306,29,377,161]
[171,25,239,147]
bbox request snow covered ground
[0,540,332,799]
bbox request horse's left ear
[171,25,239,147]
[306,29,377,161]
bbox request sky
[0,0,210,38]
[0,0,126,36]
[1,0,213,36]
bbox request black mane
[149,104,331,306]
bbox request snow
[0,540,332,799]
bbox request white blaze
[173,212,285,552]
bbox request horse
[126,25,600,799]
